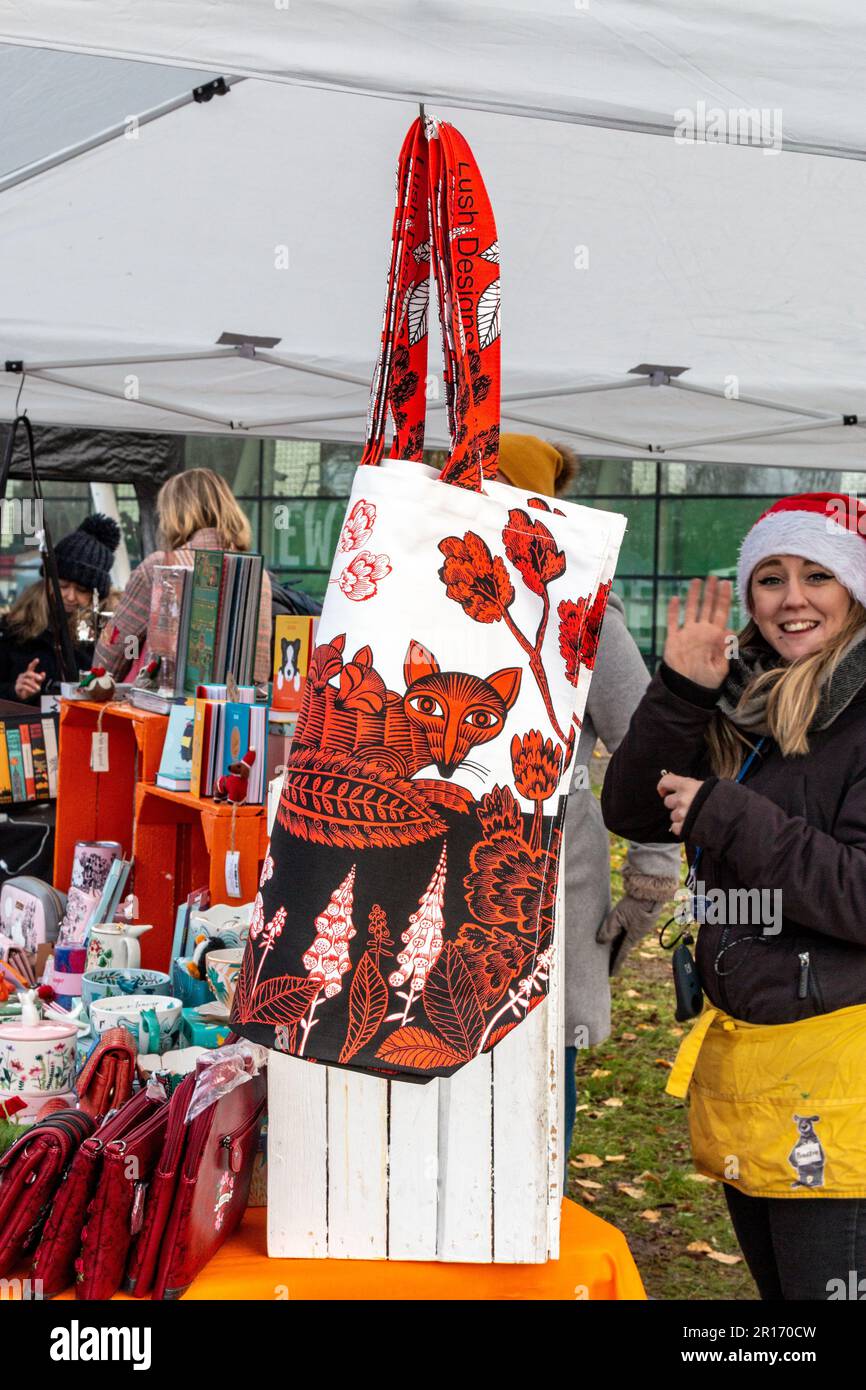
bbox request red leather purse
[75,1027,137,1122]
[0,1109,95,1277]
[152,1067,266,1300]
[75,1088,171,1300]
[31,1087,166,1299]
[123,1071,195,1298]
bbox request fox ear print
[404,639,439,685]
[486,667,522,709]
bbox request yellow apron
[666,1002,866,1198]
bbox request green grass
[564,808,757,1300]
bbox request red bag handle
[361,118,501,492]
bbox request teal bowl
[81,968,171,1015]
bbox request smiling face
[750,554,853,659]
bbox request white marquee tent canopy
[1,2,866,469]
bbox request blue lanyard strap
[686,736,766,890]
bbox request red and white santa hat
[738,492,866,612]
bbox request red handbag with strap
[123,1071,195,1298]
[75,1027,137,1122]
[0,1108,95,1277]
[30,1086,166,1299]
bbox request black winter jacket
[601,663,866,1025]
[0,621,91,704]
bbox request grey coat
[562,592,681,1046]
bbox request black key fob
[673,942,704,1022]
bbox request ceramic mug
[205,949,244,1012]
[0,1019,79,1101]
[86,924,153,971]
[89,994,182,1054]
[81,968,172,1014]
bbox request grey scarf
[717,626,866,735]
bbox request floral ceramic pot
[81,968,171,1014]
[0,1019,79,1101]
[206,949,244,1012]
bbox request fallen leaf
[655,1058,673,1069]
[635,1003,651,1012]
[670,1026,685,1037]
[603,1097,624,1108]
[621,1032,637,1041]
[638,952,654,960]
[637,1170,661,1184]
[574,1104,589,1113]
[640,1209,661,1223]
[636,1023,653,1031]
[686,1173,713,1184]
[572,1153,603,1169]
[591,1068,611,1078]
[706,1251,742,1266]
[617,1184,646,1200]
[604,1154,626,1163]
[686,1240,714,1256]
[624,989,639,998]
[574,1178,603,1191]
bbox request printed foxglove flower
[338,551,392,602]
[390,844,447,992]
[302,866,357,999]
[259,854,274,886]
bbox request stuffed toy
[186,933,230,981]
[78,666,115,701]
[214,748,256,804]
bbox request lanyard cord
[685,736,767,892]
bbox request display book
[131,548,263,713]
[0,709,59,805]
[187,684,267,804]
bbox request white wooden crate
[266,872,564,1263]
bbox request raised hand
[14,658,45,701]
[664,576,734,689]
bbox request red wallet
[75,1088,171,1300]
[75,1027,137,1122]
[0,1109,95,1277]
[123,1071,196,1298]
[31,1087,166,1299]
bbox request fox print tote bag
[231,117,625,1080]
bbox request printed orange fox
[296,634,521,779]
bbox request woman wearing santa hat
[602,492,866,1299]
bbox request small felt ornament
[79,667,115,701]
[186,934,229,982]
[134,657,162,692]
[214,749,255,805]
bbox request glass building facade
[3,438,863,666]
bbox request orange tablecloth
[48,1199,645,1301]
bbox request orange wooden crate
[53,700,169,894]
[132,783,269,972]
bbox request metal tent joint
[193,77,229,104]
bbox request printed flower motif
[249,893,265,940]
[476,785,523,839]
[302,866,356,1000]
[465,830,560,934]
[502,509,566,596]
[438,532,514,622]
[261,907,286,948]
[511,731,563,803]
[338,499,376,552]
[259,854,274,886]
[389,844,447,996]
[338,551,392,602]
[454,922,534,1008]
[558,579,612,682]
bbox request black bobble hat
[52,514,121,600]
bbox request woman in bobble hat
[0,513,120,703]
[602,493,866,1299]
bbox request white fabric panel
[2,1,866,157]
[0,55,865,466]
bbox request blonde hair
[707,601,866,777]
[157,469,252,552]
[3,580,84,644]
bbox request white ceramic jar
[0,1019,79,1103]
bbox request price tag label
[225,850,241,899]
[90,731,109,772]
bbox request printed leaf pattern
[339,951,389,1063]
[405,278,429,346]
[278,746,448,848]
[422,941,485,1058]
[235,973,320,1026]
[502,509,566,596]
[375,1026,464,1070]
[477,279,500,350]
[438,532,514,622]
